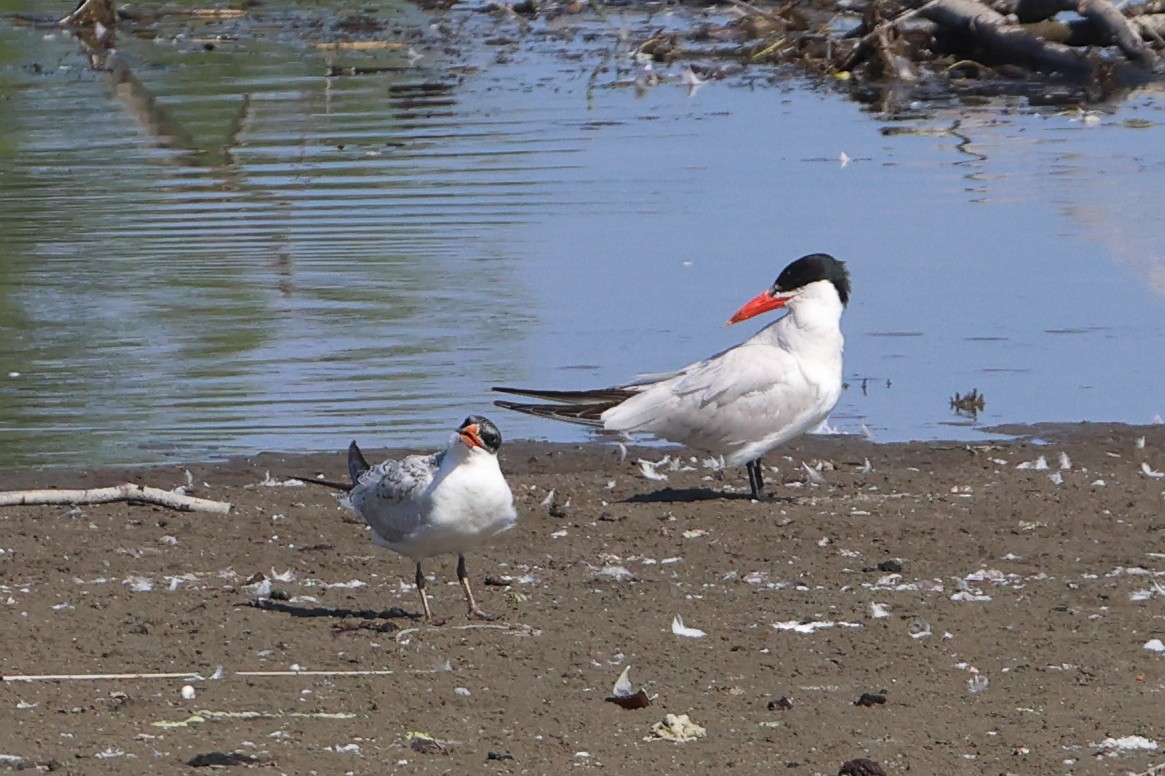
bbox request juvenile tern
[345,416,518,622]
[494,253,851,500]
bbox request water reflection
[0,1,1163,468]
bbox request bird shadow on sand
[623,487,753,503]
[247,598,416,632]
[623,487,798,503]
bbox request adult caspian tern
[493,253,850,500]
[344,416,518,622]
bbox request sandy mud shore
[1,423,1163,774]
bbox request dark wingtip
[347,440,370,485]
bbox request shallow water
[0,1,1163,467]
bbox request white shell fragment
[180,685,196,700]
[612,665,635,697]
[773,620,861,633]
[1096,735,1158,753]
[801,462,827,485]
[908,619,932,639]
[638,458,670,481]
[605,665,652,709]
[1144,638,1165,653]
[671,615,706,638]
[646,713,706,742]
[124,576,154,593]
[250,578,272,600]
[599,565,636,582]
[260,472,305,487]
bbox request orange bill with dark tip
[459,424,483,448]
[727,290,789,325]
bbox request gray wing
[348,451,444,544]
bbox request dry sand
[1,423,1163,774]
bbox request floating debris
[950,389,985,416]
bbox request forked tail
[348,440,371,485]
[492,386,636,427]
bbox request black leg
[746,459,765,500]
[414,562,434,621]
[457,554,497,621]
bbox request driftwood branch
[1022,13,1165,46]
[919,0,1093,71]
[0,484,231,514]
[838,0,1160,76]
[1001,0,1156,64]
[60,0,117,27]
